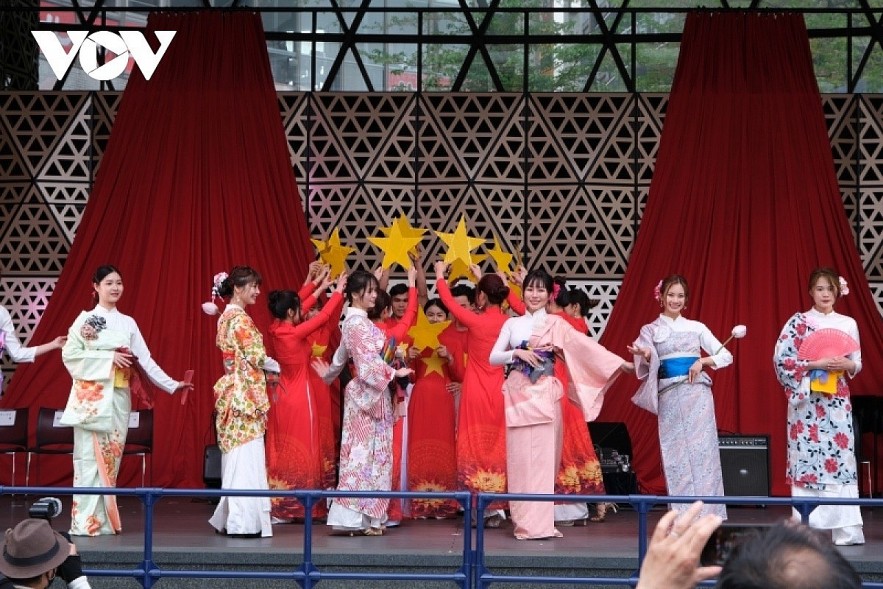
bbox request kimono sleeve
[61,314,115,381]
[346,318,395,391]
[773,313,810,404]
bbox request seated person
[0,518,91,588]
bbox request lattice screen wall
[2,92,882,387]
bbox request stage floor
[0,495,881,588]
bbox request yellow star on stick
[421,353,447,377]
[369,218,425,270]
[311,228,354,277]
[487,236,514,273]
[408,308,451,352]
[436,216,485,269]
[447,253,487,284]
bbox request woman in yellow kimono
[61,265,191,536]
[206,266,279,538]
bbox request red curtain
[1,12,312,487]
[598,13,883,497]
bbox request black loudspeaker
[589,422,638,495]
[204,444,222,488]
[718,435,770,496]
[588,422,633,456]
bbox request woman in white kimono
[313,270,413,536]
[61,265,192,536]
[773,267,864,546]
[489,268,630,540]
[628,274,732,520]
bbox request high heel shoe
[590,502,618,522]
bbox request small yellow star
[421,353,447,377]
[311,342,328,357]
[311,228,354,277]
[408,308,451,352]
[435,216,485,268]
[369,218,425,270]
[487,236,514,273]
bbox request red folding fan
[797,328,860,361]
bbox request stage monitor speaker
[588,421,633,456]
[718,435,770,497]
[204,444,222,488]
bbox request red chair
[0,408,29,487]
[29,407,74,486]
[124,409,153,487]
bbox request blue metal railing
[2,486,882,588]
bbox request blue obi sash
[659,356,698,379]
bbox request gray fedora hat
[0,519,70,579]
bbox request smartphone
[700,524,771,567]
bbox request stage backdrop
[1,12,313,487]
[599,12,883,496]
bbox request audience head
[716,523,861,589]
[0,518,71,587]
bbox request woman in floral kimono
[206,266,279,538]
[61,265,191,536]
[773,267,864,546]
[628,275,732,521]
[489,268,629,540]
[313,270,413,536]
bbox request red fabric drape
[598,13,883,497]
[1,12,312,487]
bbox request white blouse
[0,305,36,363]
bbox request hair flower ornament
[715,324,747,354]
[653,280,663,303]
[838,276,849,296]
[202,271,229,316]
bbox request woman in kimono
[406,298,460,519]
[627,274,732,520]
[207,266,279,538]
[489,268,628,540]
[773,267,864,546]
[313,270,413,536]
[265,272,346,522]
[60,265,191,536]
[434,260,511,527]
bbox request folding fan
[797,328,860,361]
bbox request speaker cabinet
[718,435,770,496]
[204,444,222,488]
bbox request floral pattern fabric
[213,307,271,453]
[334,313,396,519]
[774,312,860,490]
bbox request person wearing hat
[0,519,91,588]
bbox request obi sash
[659,356,698,379]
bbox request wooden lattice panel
[856,96,883,280]
[278,93,310,185]
[92,92,123,175]
[0,278,57,389]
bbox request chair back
[33,407,74,453]
[0,408,28,451]
[125,409,153,453]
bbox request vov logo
[32,31,176,81]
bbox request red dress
[266,291,344,520]
[436,278,509,506]
[406,341,459,518]
[553,311,606,497]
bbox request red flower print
[808,424,819,443]
[783,358,796,370]
[799,473,818,485]
[793,337,803,349]
[796,420,805,434]
[796,323,807,336]
[789,423,800,440]
[815,405,826,419]
[825,458,839,473]
[834,432,849,449]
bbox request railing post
[138,488,158,588]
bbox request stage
[1,495,881,588]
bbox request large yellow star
[408,307,451,352]
[421,353,447,377]
[435,217,485,268]
[311,228,354,276]
[487,236,514,273]
[369,219,425,270]
[447,253,487,284]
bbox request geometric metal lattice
[2,90,883,389]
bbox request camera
[700,524,772,566]
[28,497,63,521]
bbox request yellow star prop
[421,353,447,377]
[447,253,487,284]
[311,228,354,277]
[435,216,485,268]
[369,218,425,270]
[487,236,514,273]
[311,342,328,358]
[407,308,451,352]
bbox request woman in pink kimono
[773,267,864,546]
[61,265,192,536]
[489,268,630,540]
[628,274,732,520]
[313,270,413,536]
